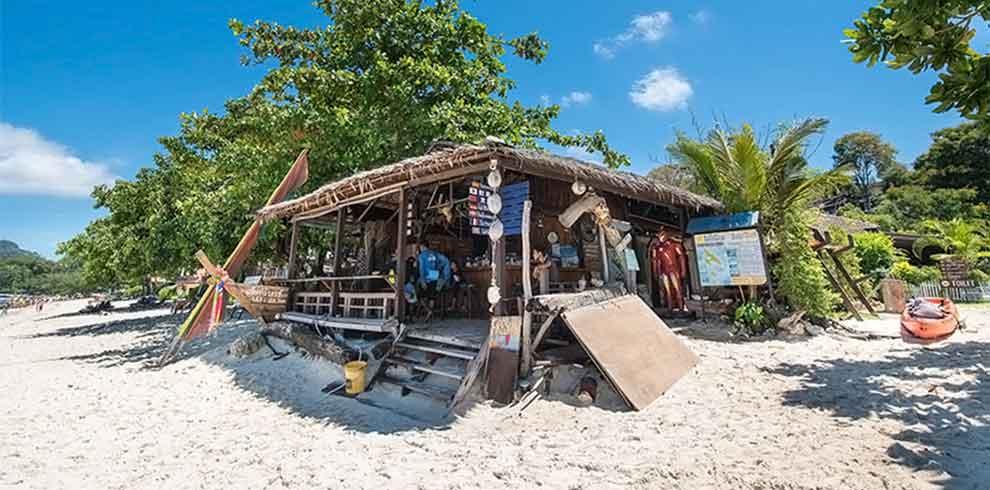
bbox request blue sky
[2,1,985,258]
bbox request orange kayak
[900,298,959,344]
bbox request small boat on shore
[900,298,960,344]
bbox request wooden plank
[486,316,521,404]
[560,295,698,411]
[817,249,863,321]
[448,326,491,413]
[395,342,477,361]
[385,358,464,381]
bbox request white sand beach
[2,299,987,490]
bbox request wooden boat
[900,298,959,344]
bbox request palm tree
[667,117,846,233]
[667,117,848,316]
[914,218,990,267]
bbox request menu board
[693,228,767,286]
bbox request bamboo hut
[251,141,718,410]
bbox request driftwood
[259,322,355,365]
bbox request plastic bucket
[344,361,368,395]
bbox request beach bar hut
[253,141,719,408]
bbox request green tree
[646,162,699,192]
[914,122,990,201]
[64,0,627,284]
[844,1,990,119]
[667,118,846,316]
[832,132,898,211]
[874,185,988,228]
[914,218,990,268]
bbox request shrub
[157,284,178,301]
[773,212,838,317]
[889,261,942,285]
[733,301,768,336]
[853,232,901,276]
[123,284,144,298]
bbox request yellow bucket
[344,361,368,395]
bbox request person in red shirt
[650,228,687,311]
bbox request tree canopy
[845,1,990,119]
[832,131,898,211]
[914,122,990,201]
[61,0,627,287]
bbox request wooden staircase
[376,337,481,404]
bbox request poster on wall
[687,212,768,287]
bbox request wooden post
[494,237,506,315]
[287,221,300,280]
[286,221,301,313]
[395,188,408,322]
[330,209,344,316]
[520,200,533,377]
[599,225,609,282]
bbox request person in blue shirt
[417,245,452,291]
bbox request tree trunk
[259,322,356,364]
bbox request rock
[804,323,825,336]
[776,310,806,336]
[228,333,264,358]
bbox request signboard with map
[693,228,768,287]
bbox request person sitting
[417,245,451,292]
[416,245,452,321]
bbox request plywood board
[561,295,698,410]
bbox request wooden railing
[293,291,396,319]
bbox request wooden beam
[355,198,379,223]
[530,310,560,352]
[395,187,408,322]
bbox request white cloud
[595,11,673,59]
[539,94,551,106]
[0,123,117,197]
[629,67,693,111]
[592,42,615,60]
[690,9,712,25]
[622,11,673,42]
[560,91,593,108]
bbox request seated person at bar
[417,245,451,292]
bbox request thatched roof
[257,142,722,221]
[813,213,881,234]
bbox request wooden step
[395,341,477,361]
[386,357,464,381]
[378,376,456,401]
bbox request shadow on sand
[765,341,990,490]
[23,309,454,433]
